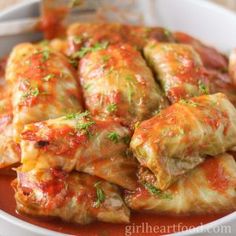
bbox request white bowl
[0,0,235,235]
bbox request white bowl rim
[0,0,235,235]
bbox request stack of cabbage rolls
[0,22,235,224]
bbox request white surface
[0,0,235,235]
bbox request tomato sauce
[0,171,228,236]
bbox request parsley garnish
[179,99,198,107]
[41,49,50,62]
[76,121,95,132]
[107,131,120,143]
[73,41,109,59]
[43,74,54,82]
[164,29,171,38]
[73,36,83,44]
[65,111,90,120]
[101,55,110,63]
[22,86,39,99]
[93,181,106,208]
[34,49,50,62]
[106,103,117,113]
[144,182,172,199]
[198,81,209,95]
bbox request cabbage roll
[79,43,167,126]
[14,168,130,224]
[67,22,174,54]
[144,42,208,103]
[21,112,138,190]
[125,154,236,215]
[174,32,228,71]
[6,43,83,142]
[131,93,236,190]
[229,49,236,85]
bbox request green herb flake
[198,81,209,95]
[179,99,198,107]
[106,103,117,113]
[73,36,83,44]
[93,181,106,208]
[41,49,50,62]
[65,110,90,120]
[101,55,111,63]
[125,75,133,81]
[107,131,120,143]
[164,29,171,38]
[144,182,172,200]
[76,121,95,132]
[73,41,109,59]
[22,86,40,100]
[39,40,49,46]
[43,74,55,82]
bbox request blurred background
[0,0,236,12]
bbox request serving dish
[0,0,236,236]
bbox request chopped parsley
[93,181,106,208]
[144,182,172,200]
[179,99,198,107]
[73,36,83,44]
[65,110,90,120]
[125,75,133,81]
[73,41,109,59]
[198,81,209,95]
[164,29,171,38]
[41,49,50,62]
[22,86,39,100]
[106,103,117,113]
[34,49,50,62]
[39,40,49,46]
[43,74,55,82]
[101,55,111,63]
[107,131,120,143]
[76,121,95,132]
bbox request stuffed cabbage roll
[174,32,228,71]
[6,43,83,142]
[125,154,236,215]
[67,22,174,54]
[14,168,130,224]
[21,112,138,190]
[131,93,236,190]
[79,43,167,126]
[144,42,208,103]
[229,49,236,85]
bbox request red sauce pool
[0,172,228,236]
